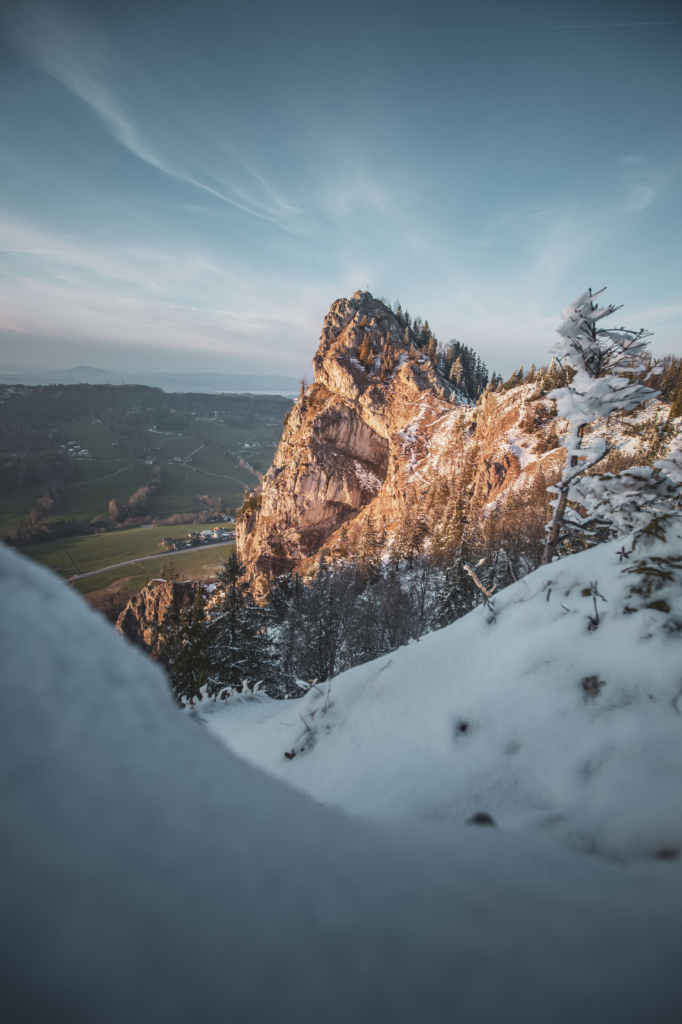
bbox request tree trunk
[541,488,569,566]
[542,425,584,566]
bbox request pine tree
[365,562,410,654]
[437,556,478,626]
[282,556,363,682]
[209,551,271,693]
[380,343,398,381]
[541,288,660,563]
[474,356,489,396]
[164,585,211,705]
[502,367,523,390]
[358,333,374,369]
[392,493,428,566]
[357,511,382,581]
[161,559,178,582]
[450,357,464,386]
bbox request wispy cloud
[0,212,320,369]
[618,155,671,213]
[8,3,301,229]
[320,164,395,218]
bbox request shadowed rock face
[116,580,196,659]
[237,290,564,594]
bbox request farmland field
[14,523,236,623]
[72,543,235,597]
[57,421,279,522]
[1,384,292,534]
[18,523,236,581]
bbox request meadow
[72,543,236,598]
[1,417,281,532]
[19,523,235,581]
[1,384,287,616]
[0,384,290,533]
[61,419,279,521]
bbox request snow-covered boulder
[205,521,682,864]
[2,541,682,1023]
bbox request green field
[72,544,235,597]
[1,416,282,532]
[63,419,278,521]
[15,523,236,613]
[0,483,45,533]
[2,385,287,618]
[19,523,235,581]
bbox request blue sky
[0,0,680,378]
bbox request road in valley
[66,539,235,583]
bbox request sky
[0,0,680,379]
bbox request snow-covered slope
[204,521,682,864]
[2,540,682,1022]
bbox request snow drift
[2,540,682,1023]
[204,521,682,864]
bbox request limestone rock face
[116,579,196,659]
[237,290,562,592]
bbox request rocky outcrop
[236,291,565,592]
[116,580,197,658]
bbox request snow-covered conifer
[541,288,661,563]
[566,461,680,539]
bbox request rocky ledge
[116,579,197,659]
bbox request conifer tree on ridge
[541,288,661,564]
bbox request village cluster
[161,523,234,551]
[60,442,92,459]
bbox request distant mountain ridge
[0,364,301,395]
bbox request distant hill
[0,365,301,395]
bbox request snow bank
[2,542,682,1023]
[205,521,682,864]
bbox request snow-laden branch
[541,288,662,565]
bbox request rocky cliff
[237,290,667,593]
[116,579,197,658]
